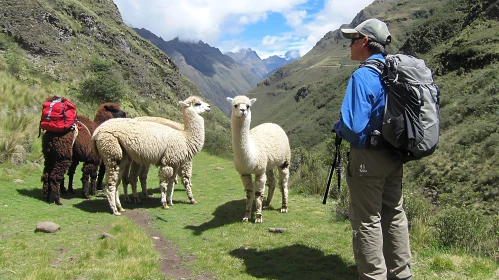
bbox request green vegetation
[248,0,499,224]
[0,151,497,279]
[0,0,497,277]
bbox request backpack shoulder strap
[361,59,386,75]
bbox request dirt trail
[123,209,215,280]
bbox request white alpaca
[121,116,196,205]
[227,95,291,223]
[92,96,210,215]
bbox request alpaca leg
[105,163,121,215]
[254,173,267,223]
[114,160,128,212]
[42,161,54,203]
[67,160,79,194]
[158,165,174,209]
[80,163,94,199]
[60,176,67,195]
[139,164,150,199]
[264,169,276,210]
[180,161,196,204]
[165,166,178,206]
[129,161,141,204]
[278,167,290,213]
[241,174,254,222]
[50,159,72,205]
[97,163,106,190]
[120,161,131,202]
[89,163,98,196]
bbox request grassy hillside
[0,0,232,161]
[247,0,499,214]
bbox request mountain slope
[133,29,261,114]
[246,0,499,213]
[0,0,232,158]
[225,48,269,80]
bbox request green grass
[0,151,497,279]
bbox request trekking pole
[323,134,342,204]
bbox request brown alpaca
[41,97,126,205]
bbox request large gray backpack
[363,54,440,163]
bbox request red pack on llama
[39,96,77,133]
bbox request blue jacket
[333,53,386,148]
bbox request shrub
[289,147,330,195]
[434,206,499,256]
[79,71,125,103]
[333,182,349,221]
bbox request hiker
[333,18,413,280]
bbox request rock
[35,222,60,233]
[100,232,114,239]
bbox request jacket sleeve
[334,72,373,143]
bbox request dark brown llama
[41,97,126,205]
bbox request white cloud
[113,0,375,58]
[284,10,307,27]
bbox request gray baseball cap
[341,18,391,45]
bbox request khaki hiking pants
[347,148,412,280]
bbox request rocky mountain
[246,0,499,214]
[263,50,301,74]
[225,48,268,80]
[226,48,301,79]
[133,28,261,114]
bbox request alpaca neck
[231,115,257,165]
[183,108,205,157]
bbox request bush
[434,206,499,256]
[79,71,125,103]
[289,147,330,195]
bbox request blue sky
[113,0,375,59]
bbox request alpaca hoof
[83,194,90,199]
[190,199,197,204]
[162,203,170,209]
[113,212,122,216]
[255,217,263,224]
[56,201,63,206]
[280,207,288,213]
[167,201,174,206]
[242,217,249,222]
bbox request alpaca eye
[247,105,251,109]
[195,103,201,106]
[234,105,238,108]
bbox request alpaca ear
[179,101,189,107]
[250,98,257,106]
[227,97,233,103]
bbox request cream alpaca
[122,116,196,205]
[92,96,210,215]
[227,95,291,223]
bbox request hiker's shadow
[185,199,245,236]
[230,244,358,280]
